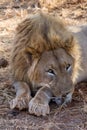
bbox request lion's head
[11,12,81,98]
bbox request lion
[10,12,82,116]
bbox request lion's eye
[65,64,71,72]
[47,69,55,76]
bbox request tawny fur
[11,12,81,84]
[10,12,82,116]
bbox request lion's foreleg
[29,85,52,116]
[10,81,32,110]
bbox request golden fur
[11,12,81,84]
[10,12,82,116]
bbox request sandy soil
[0,0,87,130]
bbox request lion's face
[28,48,74,97]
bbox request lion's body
[10,13,86,116]
[69,25,87,83]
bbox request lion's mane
[11,12,81,84]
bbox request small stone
[0,58,8,68]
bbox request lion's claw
[29,98,50,116]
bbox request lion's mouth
[51,96,63,105]
[51,92,72,106]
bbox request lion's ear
[24,47,40,65]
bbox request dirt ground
[0,0,87,130]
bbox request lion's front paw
[10,96,31,110]
[28,98,50,116]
